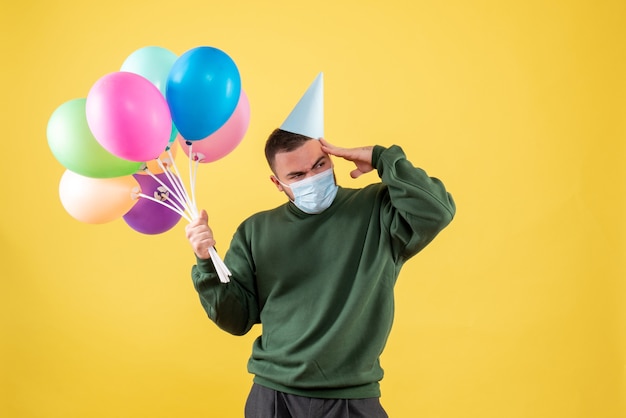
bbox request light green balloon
[120,46,178,96]
[47,98,143,178]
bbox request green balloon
[47,98,142,178]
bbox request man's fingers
[319,138,344,157]
[350,169,363,179]
[189,209,208,227]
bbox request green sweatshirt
[191,145,455,399]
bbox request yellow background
[2,0,624,417]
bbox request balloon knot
[160,157,172,169]
[192,152,206,162]
[154,186,170,202]
[130,186,141,200]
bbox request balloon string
[142,166,188,215]
[155,158,188,210]
[209,246,232,277]
[188,142,199,213]
[149,151,230,283]
[185,147,230,282]
[137,193,192,222]
[165,149,198,218]
[209,247,231,283]
[157,157,195,218]
[191,158,200,216]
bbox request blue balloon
[166,47,241,140]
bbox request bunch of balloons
[47,46,251,283]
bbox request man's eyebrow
[286,156,327,178]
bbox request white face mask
[278,168,339,214]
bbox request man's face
[270,140,333,201]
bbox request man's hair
[264,128,313,172]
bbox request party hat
[280,72,324,139]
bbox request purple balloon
[123,173,182,234]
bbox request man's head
[264,129,314,174]
[265,129,336,207]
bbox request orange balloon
[59,170,139,224]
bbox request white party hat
[280,72,324,139]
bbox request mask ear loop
[273,176,296,204]
[275,177,291,190]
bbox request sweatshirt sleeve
[372,145,456,261]
[191,238,260,336]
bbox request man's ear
[270,175,283,191]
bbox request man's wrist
[195,255,217,273]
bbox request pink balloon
[86,71,172,162]
[177,90,250,163]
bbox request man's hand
[185,210,216,259]
[319,139,374,179]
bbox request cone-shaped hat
[280,72,324,139]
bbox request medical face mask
[279,168,339,214]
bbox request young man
[186,128,456,417]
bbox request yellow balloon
[59,170,139,224]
